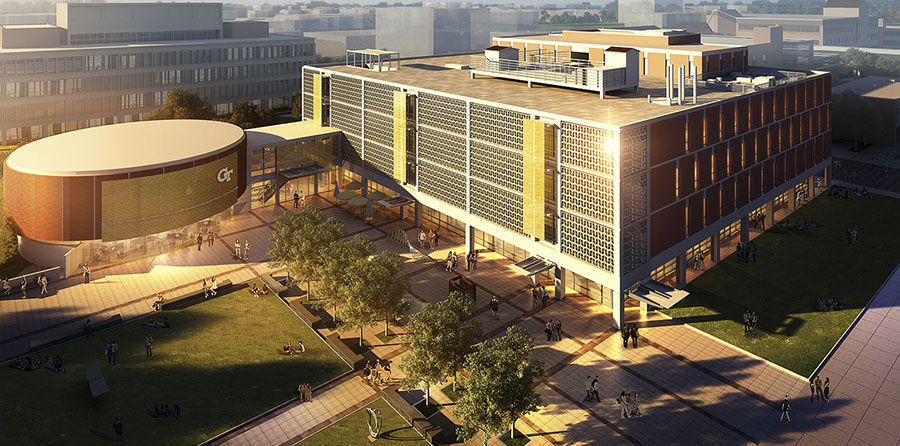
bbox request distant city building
[305,30,375,58]
[375,6,538,57]
[832,76,900,147]
[708,0,881,47]
[618,0,703,28]
[0,2,314,144]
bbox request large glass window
[250,147,275,176]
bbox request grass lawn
[374,328,399,344]
[297,398,429,446]
[440,383,464,402]
[662,193,900,376]
[498,427,531,446]
[0,284,349,445]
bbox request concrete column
[740,216,750,243]
[554,266,567,301]
[414,202,422,227]
[808,176,815,198]
[313,174,319,195]
[676,254,687,286]
[712,233,721,263]
[789,186,797,212]
[465,224,475,254]
[824,166,831,187]
[361,178,369,197]
[765,200,774,229]
[612,288,625,330]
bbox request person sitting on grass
[142,318,157,327]
[151,405,161,418]
[295,340,305,353]
[251,284,261,298]
[283,341,293,354]
[162,317,170,328]
[173,405,181,419]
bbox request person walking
[616,391,631,418]
[490,296,499,320]
[417,230,426,250]
[202,279,209,298]
[621,324,630,348]
[39,273,48,295]
[112,417,124,444]
[83,319,92,338]
[545,320,553,342]
[145,332,154,358]
[823,377,830,402]
[631,393,642,417]
[82,262,91,284]
[243,240,250,261]
[196,233,203,251]
[20,275,27,299]
[743,309,751,334]
[207,231,214,247]
[293,191,300,209]
[470,250,478,272]
[234,239,241,260]
[210,277,218,296]
[553,319,563,341]
[590,376,600,402]
[300,190,306,208]
[780,395,792,422]
[583,376,593,403]
[111,339,119,366]
[630,324,639,348]
[814,376,824,401]
[106,340,113,364]
[808,379,816,403]
[427,229,435,250]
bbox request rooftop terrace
[316,53,820,129]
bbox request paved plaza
[3,195,900,445]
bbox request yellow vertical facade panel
[392,91,407,183]
[312,73,323,124]
[522,119,549,238]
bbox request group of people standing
[297,382,312,402]
[293,191,306,209]
[104,340,120,365]
[742,309,760,336]
[809,376,830,403]
[736,242,757,264]
[444,252,460,272]
[196,231,215,251]
[615,390,642,418]
[532,285,550,309]
[363,359,391,386]
[234,239,251,261]
[621,323,639,348]
[416,229,441,250]
[544,319,563,341]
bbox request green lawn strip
[413,397,442,418]
[662,193,900,376]
[373,328,399,344]
[498,427,531,446]
[0,253,33,279]
[0,285,349,445]
[297,398,429,446]
[440,383,464,402]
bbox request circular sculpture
[366,407,382,438]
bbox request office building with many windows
[296,29,831,328]
[0,2,314,144]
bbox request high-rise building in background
[0,2,314,144]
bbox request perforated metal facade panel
[364,81,400,115]
[622,126,648,177]
[302,94,314,121]
[364,141,394,178]
[343,134,363,164]
[560,121,614,177]
[561,166,615,225]
[331,102,362,136]
[471,103,527,151]
[418,126,466,173]
[561,211,615,273]
[418,92,467,136]
[331,75,362,107]
[302,69,315,96]
[470,141,523,193]
[622,173,647,226]
[364,110,393,148]
[470,178,523,234]
[418,160,466,209]
[623,220,648,274]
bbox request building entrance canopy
[280,163,330,180]
[628,280,690,309]
[512,256,555,276]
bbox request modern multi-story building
[618,0,703,29]
[0,2,314,144]
[296,29,832,328]
[833,76,900,147]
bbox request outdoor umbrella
[333,182,340,198]
[348,196,369,207]
[345,181,364,190]
[336,190,357,201]
[367,191,388,201]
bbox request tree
[267,207,345,300]
[144,88,216,120]
[0,207,17,266]
[400,292,482,404]
[315,234,374,322]
[455,326,543,446]
[292,90,303,120]
[833,90,882,149]
[337,250,410,346]
[227,100,273,129]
